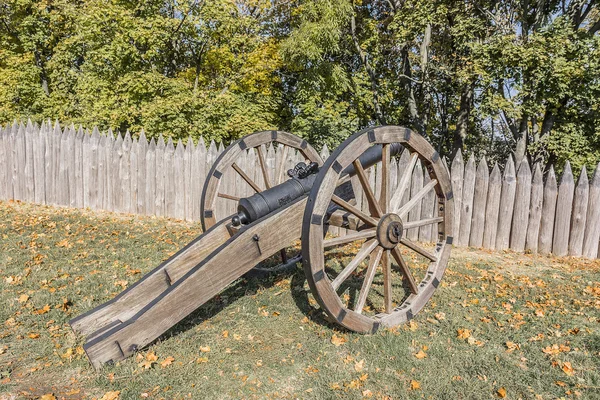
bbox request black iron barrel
[232,143,404,226]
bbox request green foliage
[0,0,598,165]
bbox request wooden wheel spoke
[331,239,378,291]
[232,162,262,193]
[391,247,419,295]
[331,194,379,226]
[352,159,384,218]
[276,145,290,185]
[355,246,384,314]
[382,250,392,313]
[390,153,418,212]
[402,217,444,230]
[323,229,376,248]
[400,238,438,261]
[217,193,240,201]
[396,179,437,219]
[256,146,272,189]
[380,144,390,213]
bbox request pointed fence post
[538,166,558,254]
[525,163,543,252]
[451,149,464,239]
[510,159,532,252]
[174,139,185,220]
[496,157,517,251]
[457,154,476,246]
[568,166,589,257]
[155,135,166,217]
[552,162,574,256]
[583,163,600,259]
[137,131,148,215]
[146,138,157,216]
[483,163,502,250]
[469,157,489,247]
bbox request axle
[232,143,404,226]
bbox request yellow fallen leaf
[362,389,373,397]
[146,351,158,362]
[222,330,229,338]
[354,359,365,372]
[497,387,507,398]
[33,304,51,315]
[160,356,175,368]
[18,294,29,303]
[200,345,210,352]
[331,334,347,346]
[100,390,120,400]
[414,350,427,359]
[562,361,574,376]
[196,356,208,363]
[28,333,40,339]
[410,380,421,390]
[457,328,471,339]
[39,395,56,400]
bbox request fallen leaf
[33,304,51,315]
[160,356,175,368]
[28,333,40,339]
[200,346,210,352]
[497,387,507,398]
[362,389,373,397]
[39,395,56,400]
[331,334,347,346]
[354,359,365,372]
[222,330,229,338]
[196,357,208,363]
[100,391,120,400]
[457,328,472,339]
[562,361,575,376]
[410,380,421,390]
[18,294,29,303]
[414,350,427,359]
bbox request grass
[0,200,599,400]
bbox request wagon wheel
[302,126,454,333]
[201,130,322,271]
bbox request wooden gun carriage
[69,126,454,369]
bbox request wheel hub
[376,213,403,249]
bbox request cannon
[70,126,454,369]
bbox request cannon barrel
[232,143,403,226]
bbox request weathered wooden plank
[184,137,193,221]
[510,159,532,252]
[174,139,185,220]
[419,168,435,242]
[136,130,148,215]
[568,166,588,257]
[538,166,558,254]
[495,157,517,251]
[469,157,489,247]
[120,132,132,213]
[32,125,45,204]
[408,159,423,241]
[0,127,6,200]
[146,138,157,216]
[24,124,35,202]
[457,154,476,246]
[13,123,26,201]
[112,133,124,212]
[450,149,464,239]
[129,137,139,215]
[88,128,100,209]
[552,162,574,256]
[155,135,166,217]
[164,138,176,218]
[582,163,600,258]
[525,163,543,253]
[482,163,502,250]
[58,128,70,206]
[192,137,206,221]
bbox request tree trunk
[453,83,472,156]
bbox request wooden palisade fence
[1,120,599,260]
